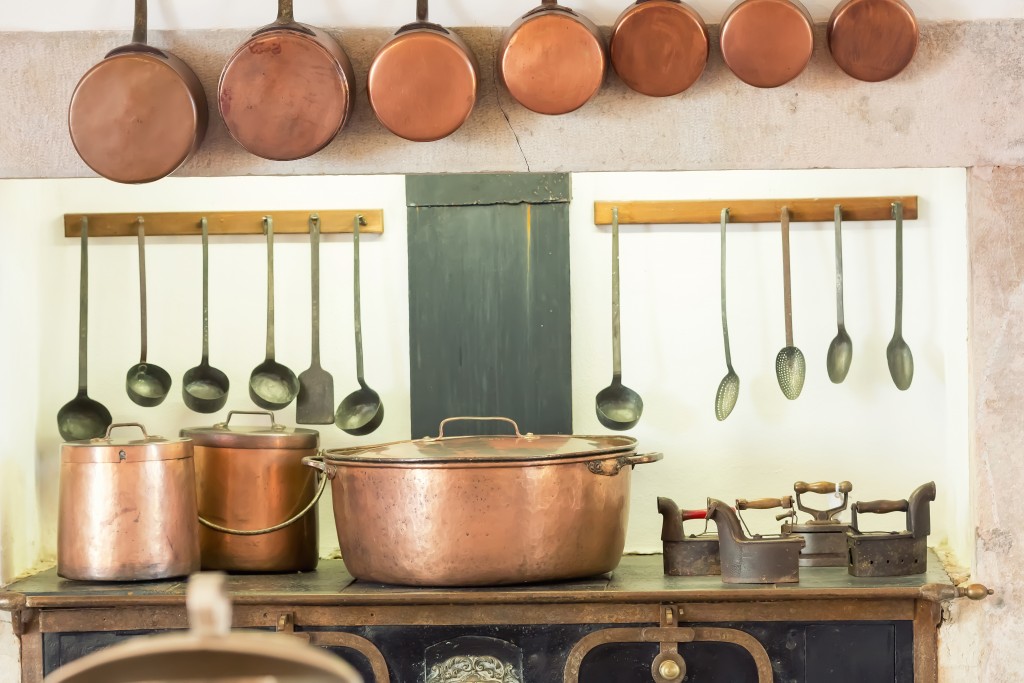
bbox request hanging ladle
[335,214,384,435]
[596,206,644,431]
[57,217,112,441]
[126,217,172,407]
[249,216,300,410]
[715,208,739,421]
[183,218,230,413]
[827,204,853,383]
[886,201,914,390]
[775,206,806,400]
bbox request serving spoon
[827,204,853,383]
[775,206,806,400]
[887,201,914,390]
[715,208,739,421]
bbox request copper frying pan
[499,0,607,115]
[611,0,709,98]
[367,0,478,142]
[828,0,919,82]
[720,0,814,88]
[219,0,355,161]
[68,0,207,184]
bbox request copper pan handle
[588,452,663,476]
[199,458,329,536]
[132,0,147,45]
[432,416,528,439]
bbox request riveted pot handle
[198,458,328,536]
[588,452,663,476]
[303,454,337,479]
[432,416,529,439]
[214,410,285,432]
[94,422,163,443]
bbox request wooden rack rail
[63,210,384,237]
[594,197,918,225]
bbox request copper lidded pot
[312,417,663,586]
[610,0,709,97]
[499,0,607,115]
[720,0,814,88]
[182,411,323,573]
[58,423,200,582]
[828,0,919,82]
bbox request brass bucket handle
[198,457,328,536]
[93,422,163,443]
[214,410,286,432]
[431,416,534,440]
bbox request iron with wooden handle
[794,480,852,495]
[736,496,794,511]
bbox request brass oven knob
[659,660,681,679]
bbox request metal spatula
[297,214,335,424]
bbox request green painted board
[406,174,572,438]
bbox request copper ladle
[596,207,643,430]
[182,217,229,413]
[57,218,112,441]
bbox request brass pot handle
[214,410,285,432]
[588,452,663,476]
[198,458,328,536]
[432,416,527,439]
[95,422,161,442]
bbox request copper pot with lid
[720,0,814,88]
[182,411,323,573]
[312,416,663,586]
[58,423,200,582]
[499,0,607,115]
[68,0,207,184]
[367,0,479,142]
[610,0,709,97]
[828,0,919,82]
[218,0,355,161]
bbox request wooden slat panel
[63,210,384,237]
[594,196,919,225]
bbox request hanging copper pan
[828,0,919,82]
[68,0,207,184]
[219,0,355,161]
[367,0,478,142]
[720,0,814,88]
[611,0,709,97]
[499,0,607,115]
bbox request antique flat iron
[781,480,853,567]
[847,481,935,577]
[708,497,804,584]
[658,497,720,576]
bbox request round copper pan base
[720,0,814,89]
[69,53,205,184]
[368,30,478,142]
[828,0,919,82]
[611,0,709,97]
[219,29,353,161]
[500,12,607,116]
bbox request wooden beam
[595,196,919,225]
[63,210,384,238]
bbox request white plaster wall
[3,0,1022,31]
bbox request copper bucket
[182,411,323,572]
[58,423,199,582]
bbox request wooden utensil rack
[594,197,918,225]
[63,210,385,237]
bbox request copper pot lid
[720,0,814,88]
[69,52,204,184]
[611,0,709,97]
[828,0,919,82]
[500,3,607,115]
[323,416,636,465]
[367,25,479,142]
[62,423,192,464]
[218,29,353,161]
[182,411,319,450]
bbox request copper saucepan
[219,0,355,161]
[68,0,207,184]
[499,0,607,115]
[367,0,478,142]
[611,0,709,97]
[720,0,814,88]
[828,0,919,82]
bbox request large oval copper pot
[58,423,199,582]
[828,0,919,82]
[218,0,355,161]
[720,0,814,88]
[68,0,207,184]
[499,0,607,115]
[610,0,709,97]
[367,0,479,142]
[313,417,662,586]
[182,411,323,573]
